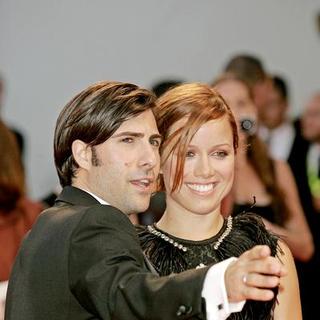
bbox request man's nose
[138,143,159,169]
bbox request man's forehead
[112,110,159,135]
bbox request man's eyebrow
[111,132,162,141]
[150,133,163,141]
[112,132,144,138]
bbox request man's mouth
[130,178,154,191]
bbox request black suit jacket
[287,119,320,320]
[288,119,320,247]
[5,186,208,320]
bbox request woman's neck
[156,203,224,241]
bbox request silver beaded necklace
[147,215,233,252]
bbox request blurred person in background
[0,120,43,281]
[300,93,320,214]
[288,92,320,320]
[224,54,272,117]
[213,73,314,262]
[258,75,296,161]
[214,74,317,320]
[0,75,25,160]
[151,79,185,98]
[0,120,43,318]
[248,68,320,319]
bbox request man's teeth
[138,179,150,186]
[187,183,214,192]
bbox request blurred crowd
[0,53,319,319]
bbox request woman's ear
[71,139,91,170]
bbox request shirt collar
[84,190,110,205]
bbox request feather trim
[137,212,282,319]
[136,225,188,275]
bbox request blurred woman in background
[213,73,314,262]
[0,120,43,281]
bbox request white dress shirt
[0,281,8,320]
[259,122,295,161]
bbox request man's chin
[123,192,151,214]
[134,200,151,215]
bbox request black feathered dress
[137,212,281,320]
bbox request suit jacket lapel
[56,186,159,275]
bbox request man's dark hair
[54,81,156,187]
[272,75,288,101]
[224,54,266,88]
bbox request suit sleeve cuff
[201,257,246,319]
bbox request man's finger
[243,286,275,301]
[247,256,287,277]
[243,273,280,289]
[240,245,271,260]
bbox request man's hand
[225,245,286,302]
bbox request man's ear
[72,139,91,170]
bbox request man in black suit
[288,93,320,320]
[0,75,25,161]
[5,81,285,319]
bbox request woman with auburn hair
[138,82,301,319]
[0,120,43,281]
[213,73,314,263]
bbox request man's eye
[150,139,161,147]
[121,137,133,143]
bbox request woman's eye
[214,151,228,158]
[186,151,195,158]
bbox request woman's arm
[274,241,302,320]
[263,160,314,261]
